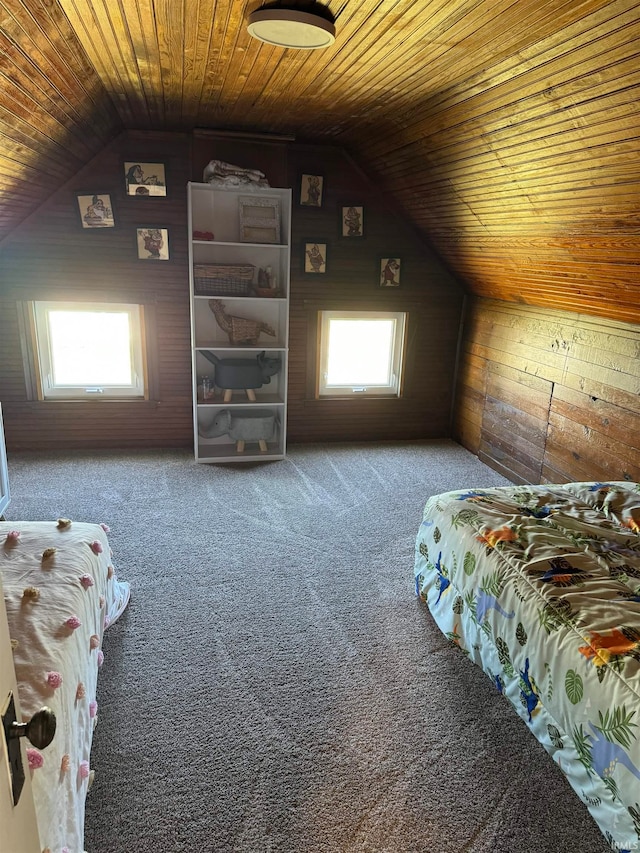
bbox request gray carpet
[5,440,612,853]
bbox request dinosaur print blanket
[414,481,640,852]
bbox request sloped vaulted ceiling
[0,0,638,324]
[0,0,120,229]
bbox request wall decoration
[76,192,115,229]
[299,173,324,207]
[341,205,364,237]
[137,227,169,260]
[238,195,281,243]
[379,257,401,287]
[304,241,327,274]
[124,162,167,196]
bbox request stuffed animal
[198,409,276,453]
[201,351,281,401]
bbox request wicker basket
[194,263,255,296]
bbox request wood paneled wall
[0,132,465,451]
[454,298,640,484]
[285,144,464,443]
[0,130,194,450]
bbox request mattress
[414,481,640,852]
[1,519,130,853]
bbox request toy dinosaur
[208,299,276,346]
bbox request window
[31,301,147,400]
[318,310,406,397]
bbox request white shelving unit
[187,182,291,463]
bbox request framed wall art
[76,192,115,229]
[379,257,401,287]
[304,241,328,274]
[124,162,167,196]
[137,227,169,260]
[341,205,364,237]
[299,173,324,208]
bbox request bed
[414,480,640,852]
[1,518,130,853]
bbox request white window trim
[32,301,147,400]
[318,310,407,397]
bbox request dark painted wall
[0,130,465,451]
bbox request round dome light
[247,9,336,49]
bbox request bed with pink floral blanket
[415,481,640,852]
[1,518,130,853]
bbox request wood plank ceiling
[0,0,638,324]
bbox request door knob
[8,705,57,749]
[2,694,57,805]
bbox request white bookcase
[187,183,291,463]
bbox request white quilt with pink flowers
[1,520,130,853]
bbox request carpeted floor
[5,440,612,853]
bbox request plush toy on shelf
[198,409,276,453]
[201,351,281,402]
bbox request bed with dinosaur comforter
[414,481,640,852]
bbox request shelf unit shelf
[188,182,291,464]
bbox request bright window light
[32,302,146,399]
[48,310,133,385]
[318,311,406,396]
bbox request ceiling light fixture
[247,8,336,50]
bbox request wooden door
[0,574,41,853]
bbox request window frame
[317,309,407,398]
[30,300,149,401]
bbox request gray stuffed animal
[201,351,281,391]
[202,350,282,403]
[198,409,276,453]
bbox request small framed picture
[341,205,364,237]
[304,241,328,274]
[124,162,167,196]
[299,173,324,208]
[379,257,401,287]
[137,227,169,260]
[76,192,115,229]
